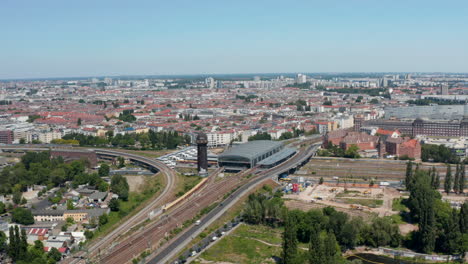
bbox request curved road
[84,149,177,261]
[147,144,319,263]
[0,145,178,263]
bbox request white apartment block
[206,131,238,147]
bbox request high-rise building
[440,84,449,95]
[296,74,307,84]
[196,133,208,176]
[205,77,215,89]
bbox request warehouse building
[218,140,284,171]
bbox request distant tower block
[440,84,449,95]
[196,133,208,176]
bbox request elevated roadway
[0,145,178,263]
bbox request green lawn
[392,197,409,212]
[91,175,163,239]
[195,224,283,264]
[341,198,384,208]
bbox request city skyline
[1,0,468,79]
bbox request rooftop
[257,147,296,166]
[219,140,283,161]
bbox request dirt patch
[285,199,374,220]
[124,175,146,192]
[399,223,418,235]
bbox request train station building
[218,140,293,171]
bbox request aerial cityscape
[0,1,467,264]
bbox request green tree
[84,230,94,240]
[8,226,18,260]
[460,201,468,234]
[47,247,62,262]
[363,217,400,248]
[323,233,340,264]
[11,207,34,225]
[117,156,125,168]
[0,201,5,214]
[405,161,413,190]
[438,209,463,254]
[309,227,325,264]
[13,191,22,205]
[0,231,7,253]
[98,163,110,177]
[444,164,452,195]
[248,132,272,141]
[66,199,75,210]
[408,170,436,253]
[344,145,360,159]
[459,163,465,194]
[99,213,109,226]
[282,212,298,264]
[110,175,129,201]
[454,163,461,193]
[77,118,82,126]
[109,198,120,212]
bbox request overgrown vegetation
[405,161,467,254]
[0,151,107,196]
[421,144,460,164]
[317,143,360,159]
[0,227,62,263]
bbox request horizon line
[1,71,467,82]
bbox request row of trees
[0,227,62,263]
[406,161,466,194]
[421,144,460,164]
[405,162,468,254]
[62,130,190,150]
[445,163,466,194]
[248,132,272,141]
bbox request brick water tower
[196,133,208,176]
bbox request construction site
[283,182,400,217]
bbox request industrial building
[218,140,288,171]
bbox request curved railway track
[0,145,178,264]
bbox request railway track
[98,168,248,264]
[146,144,319,263]
[0,145,179,264]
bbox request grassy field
[175,173,203,197]
[193,224,283,264]
[340,198,384,208]
[91,174,164,239]
[392,197,409,212]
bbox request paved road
[147,144,319,264]
[0,145,178,264]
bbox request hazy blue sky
[1,0,467,79]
